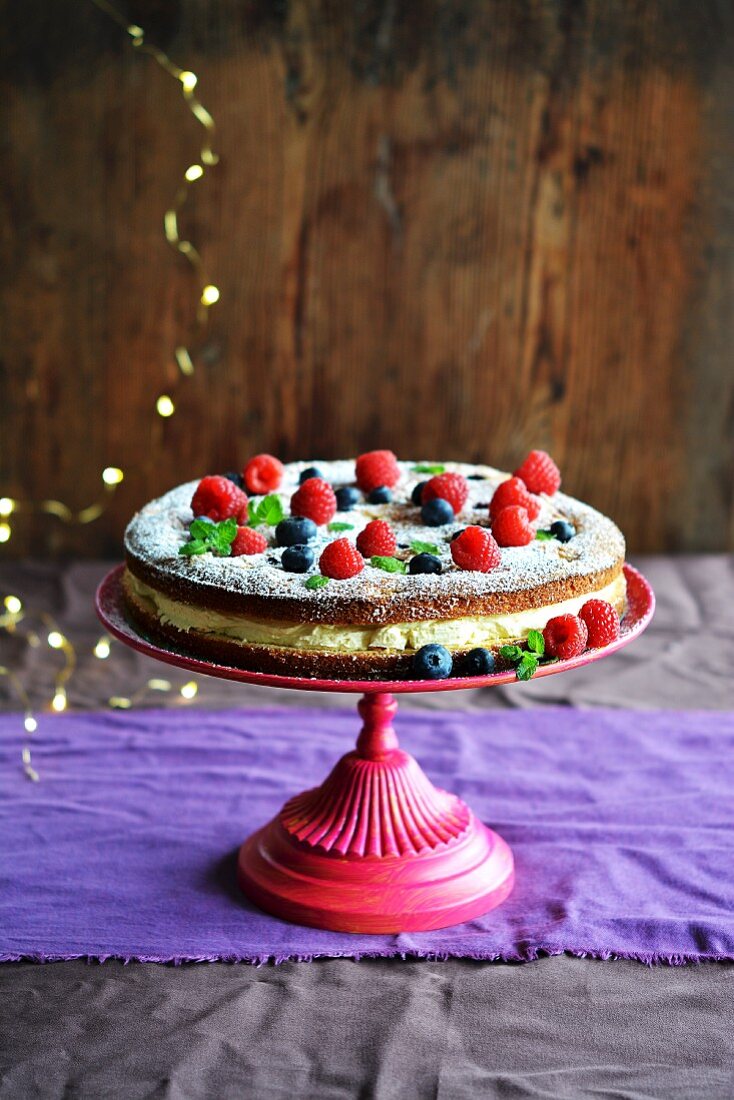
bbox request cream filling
[129,572,626,653]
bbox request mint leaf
[189,519,216,540]
[499,644,523,663]
[536,530,554,541]
[526,629,545,656]
[305,575,330,590]
[410,540,440,555]
[371,556,407,574]
[328,521,354,532]
[516,653,539,681]
[412,464,445,475]
[249,494,284,527]
[179,539,207,556]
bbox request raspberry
[422,472,469,515]
[243,453,283,495]
[579,599,621,648]
[355,450,400,493]
[231,526,267,556]
[450,526,501,572]
[513,450,561,496]
[290,478,337,526]
[191,476,248,523]
[356,519,397,558]
[489,477,541,521]
[319,538,364,580]
[491,504,534,547]
[542,614,588,660]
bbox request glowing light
[4,595,22,614]
[102,466,124,486]
[185,164,204,182]
[109,696,132,709]
[156,395,175,417]
[180,680,198,699]
[52,690,67,712]
[180,70,197,92]
[24,715,38,733]
[201,284,220,306]
[0,524,10,543]
[94,638,111,659]
[148,678,172,692]
[0,498,14,516]
[47,631,65,649]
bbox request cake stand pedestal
[96,563,654,933]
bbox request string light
[201,284,220,306]
[180,680,198,700]
[0,525,10,543]
[0,498,14,516]
[94,637,111,659]
[52,690,67,713]
[4,595,22,615]
[47,631,64,650]
[156,395,175,418]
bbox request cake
[121,451,627,680]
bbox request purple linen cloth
[1,706,732,964]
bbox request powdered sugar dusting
[124,461,625,616]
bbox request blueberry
[276,516,318,546]
[335,486,360,511]
[222,470,243,488]
[413,644,453,680]
[550,520,575,543]
[450,528,465,541]
[281,544,315,573]
[467,474,487,481]
[299,466,322,484]
[411,481,427,506]
[368,486,392,504]
[408,553,442,575]
[421,498,455,526]
[464,648,496,676]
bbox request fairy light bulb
[0,524,11,543]
[0,498,14,516]
[180,70,197,92]
[180,680,198,699]
[156,395,175,417]
[201,284,220,306]
[94,637,111,659]
[4,595,22,614]
[52,690,67,712]
[184,164,203,182]
[102,467,124,486]
[47,631,64,649]
[24,715,38,733]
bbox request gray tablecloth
[1,557,733,1099]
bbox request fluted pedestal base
[237,694,514,933]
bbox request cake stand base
[237,693,514,933]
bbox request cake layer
[125,569,626,653]
[124,461,625,627]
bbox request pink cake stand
[96,563,654,934]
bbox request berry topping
[421,498,455,526]
[550,520,575,543]
[489,477,541,521]
[222,470,244,488]
[319,538,364,580]
[408,552,442,575]
[464,648,496,675]
[335,486,360,511]
[514,450,561,495]
[355,450,400,493]
[491,504,534,547]
[542,614,588,660]
[450,526,501,572]
[276,516,317,547]
[290,478,337,526]
[191,476,248,523]
[421,472,469,515]
[299,466,323,484]
[356,519,397,558]
[413,644,453,680]
[231,526,268,556]
[281,544,315,574]
[411,481,427,506]
[367,486,393,504]
[243,454,284,495]
[579,599,621,648]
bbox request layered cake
[122,450,627,680]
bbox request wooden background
[1,0,732,557]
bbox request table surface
[1,556,733,1099]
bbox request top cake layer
[125,460,625,626]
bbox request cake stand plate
[96,564,654,933]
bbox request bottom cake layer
[122,568,627,680]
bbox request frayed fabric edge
[1,946,732,968]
